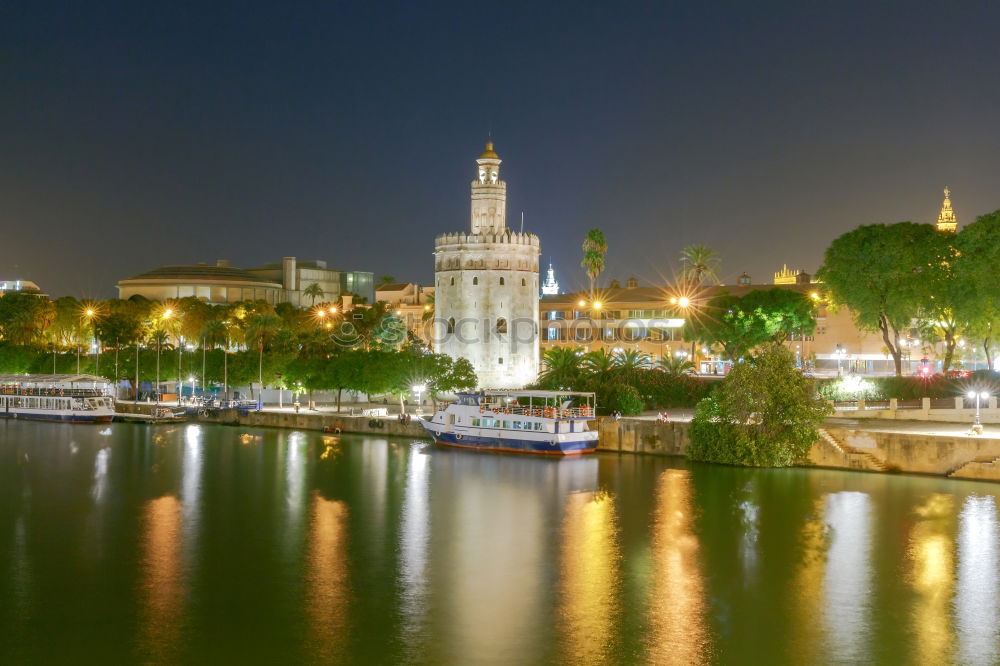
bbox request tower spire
[936,186,958,233]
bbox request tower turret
[936,186,958,232]
[470,139,507,234]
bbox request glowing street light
[968,390,990,434]
[411,383,427,415]
[677,296,690,308]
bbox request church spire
[936,186,958,232]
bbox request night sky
[3,1,999,299]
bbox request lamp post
[835,345,847,376]
[412,383,427,415]
[156,308,174,405]
[968,390,989,435]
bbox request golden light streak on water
[908,493,956,665]
[789,499,828,663]
[305,493,350,662]
[647,469,709,665]
[136,495,183,664]
[559,490,621,665]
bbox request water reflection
[559,490,620,665]
[399,446,431,645]
[955,495,1000,665]
[791,499,827,663]
[137,495,183,663]
[305,493,349,662]
[647,468,709,665]
[908,493,955,665]
[822,492,873,662]
[91,448,110,503]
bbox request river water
[1,421,999,664]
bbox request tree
[376,275,397,287]
[0,293,54,345]
[817,223,936,376]
[538,346,583,389]
[956,210,1000,370]
[582,348,617,384]
[303,282,325,306]
[657,353,695,375]
[688,344,831,467]
[680,245,721,285]
[684,288,817,360]
[581,228,607,297]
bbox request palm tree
[582,348,617,384]
[303,282,325,306]
[615,349,651,375]
[538,346,584,388]
[246,313,282,398]
[376,275,397,288]
[657,353,695,375]
[679,245,721,285]
[581,228,608,297]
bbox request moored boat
[0,374,116,423]
[420,389,598,455]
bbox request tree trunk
[941,330,956,374]
[878,315,903,377]
[399,392,405,415]
[985,336,994,371]
[336,388,342,413]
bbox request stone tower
[936,186,958,233]
[434,140,541,388]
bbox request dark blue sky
[2,1,999,298]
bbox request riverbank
[597,416,1000,482]
[116,402,1000,482]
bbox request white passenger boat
[0,374,116,423]
[420,390,598,455]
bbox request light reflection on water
[5,423,1000,664]
[647,468,709,665]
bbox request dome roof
[478,140,499,159]
[121,265,281,285]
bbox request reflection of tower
[541,262,560,296]
[434,140,541,388]
[936,186,959,233]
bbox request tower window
[450,277,455,286]
[498,357,504,364]
[473,277,479,286]
[447,317,455,334]
[521,278,526,286]
[499,277,505,286]
[496,318,507,334]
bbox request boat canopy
[0,374,112,386]
[481,389,596,399]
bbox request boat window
[502,420,511,429]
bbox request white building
[541,262,560,296]
[433,140,541,388]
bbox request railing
[0,386,110,398]
[827,396,1000,423]
[480,405,595,419]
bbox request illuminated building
[433,140,541,388]
[541,262,560,296]
[117,257,374,305]
[936,186,959,233]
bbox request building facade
[433,141,541,388]
[118,257,374,305]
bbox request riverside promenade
[117,402,1000,482]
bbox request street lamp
[412,383,427,415]
[968,390,990,435]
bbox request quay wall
[597,417,1000,482]
[116,404,1000,482]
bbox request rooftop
[121,265,281,284]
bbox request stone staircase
[949,455,1000,480]
[818,429,890,472]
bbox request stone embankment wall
[115,402,427,438]
[597,416,1000,482]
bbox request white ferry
[0,374,116,423]
[420,390,598,455]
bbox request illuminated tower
[936,186,958,233]
[541,262,560,296]
[434,140,541,388]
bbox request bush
[817,371,1000,401]
[603,382,644,416]
[688,344,832,467]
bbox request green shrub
[688,344,832,467]
[603,383,644,416]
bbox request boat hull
[3,411,114,424]
[426,426,596,456]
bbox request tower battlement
[434,230,540,248]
